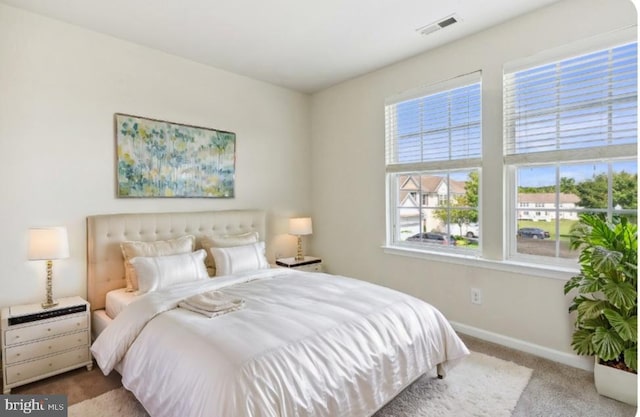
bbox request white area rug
[69,352,532,417]
[374,352,533,417]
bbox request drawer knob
[17,372,21,376]
[14,335,19,339]
[16,353,20,357]
[47,328,51,332]
[48,346,52,350]
[48,363,52,367]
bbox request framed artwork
[115,113,235,198]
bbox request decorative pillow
[201,232,259,274]
[130,249,208,294]
[121,235,196,292]
[210,241,269,276]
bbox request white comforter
[91,269,469,417]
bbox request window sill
[382,245,577,281]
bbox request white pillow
[201,232,260,274]
[130,249,208,294]
[201,231,259,248]
[210,242,269,276]
[121,235,196,292]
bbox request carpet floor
[10,333,638,416]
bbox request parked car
[517,227,550,239]
[446,223,479,238]
[407,232,457,245]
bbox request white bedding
[105,288,139,319]
[91,269,469,417]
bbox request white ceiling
[1,0,561,93]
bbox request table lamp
[289,217,312,261]
[28,227,70,309]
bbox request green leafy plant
[564,213,637,373]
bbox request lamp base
[295,236,305,261]
[42,260,58,309]
[41,300,58,309]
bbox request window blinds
[385,73,482,172]
[504,42,637,163]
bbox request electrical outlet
[471,288,482,305]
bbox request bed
[88,210,469,417]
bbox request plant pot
[594,358,637,406]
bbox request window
[504,42,637,262]
[437,193,448,206]
[386,72,481,251]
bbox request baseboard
[451,321,593,372]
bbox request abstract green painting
[115,113,235,198]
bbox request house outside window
[504,40,637,263]
[386,72,481,251]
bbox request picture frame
[115,113,236,198]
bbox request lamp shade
[289,217,312,236]
[28,227,70,260]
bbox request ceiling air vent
[416,13,461,36]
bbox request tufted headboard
[86,210,266,311]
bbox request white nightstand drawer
[4,330,89,365]
[5,315,88,346]
[5,346,90,385]
[296,263,323,272]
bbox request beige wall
[310,0,637,367]
[0,4,311,308]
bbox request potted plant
[564,213,637,405]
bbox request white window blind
[385,72,482,173]
[504,42,637,164]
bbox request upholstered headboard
[86,210,266,311]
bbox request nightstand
[275,256,323,272]
[1,296,92,394]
